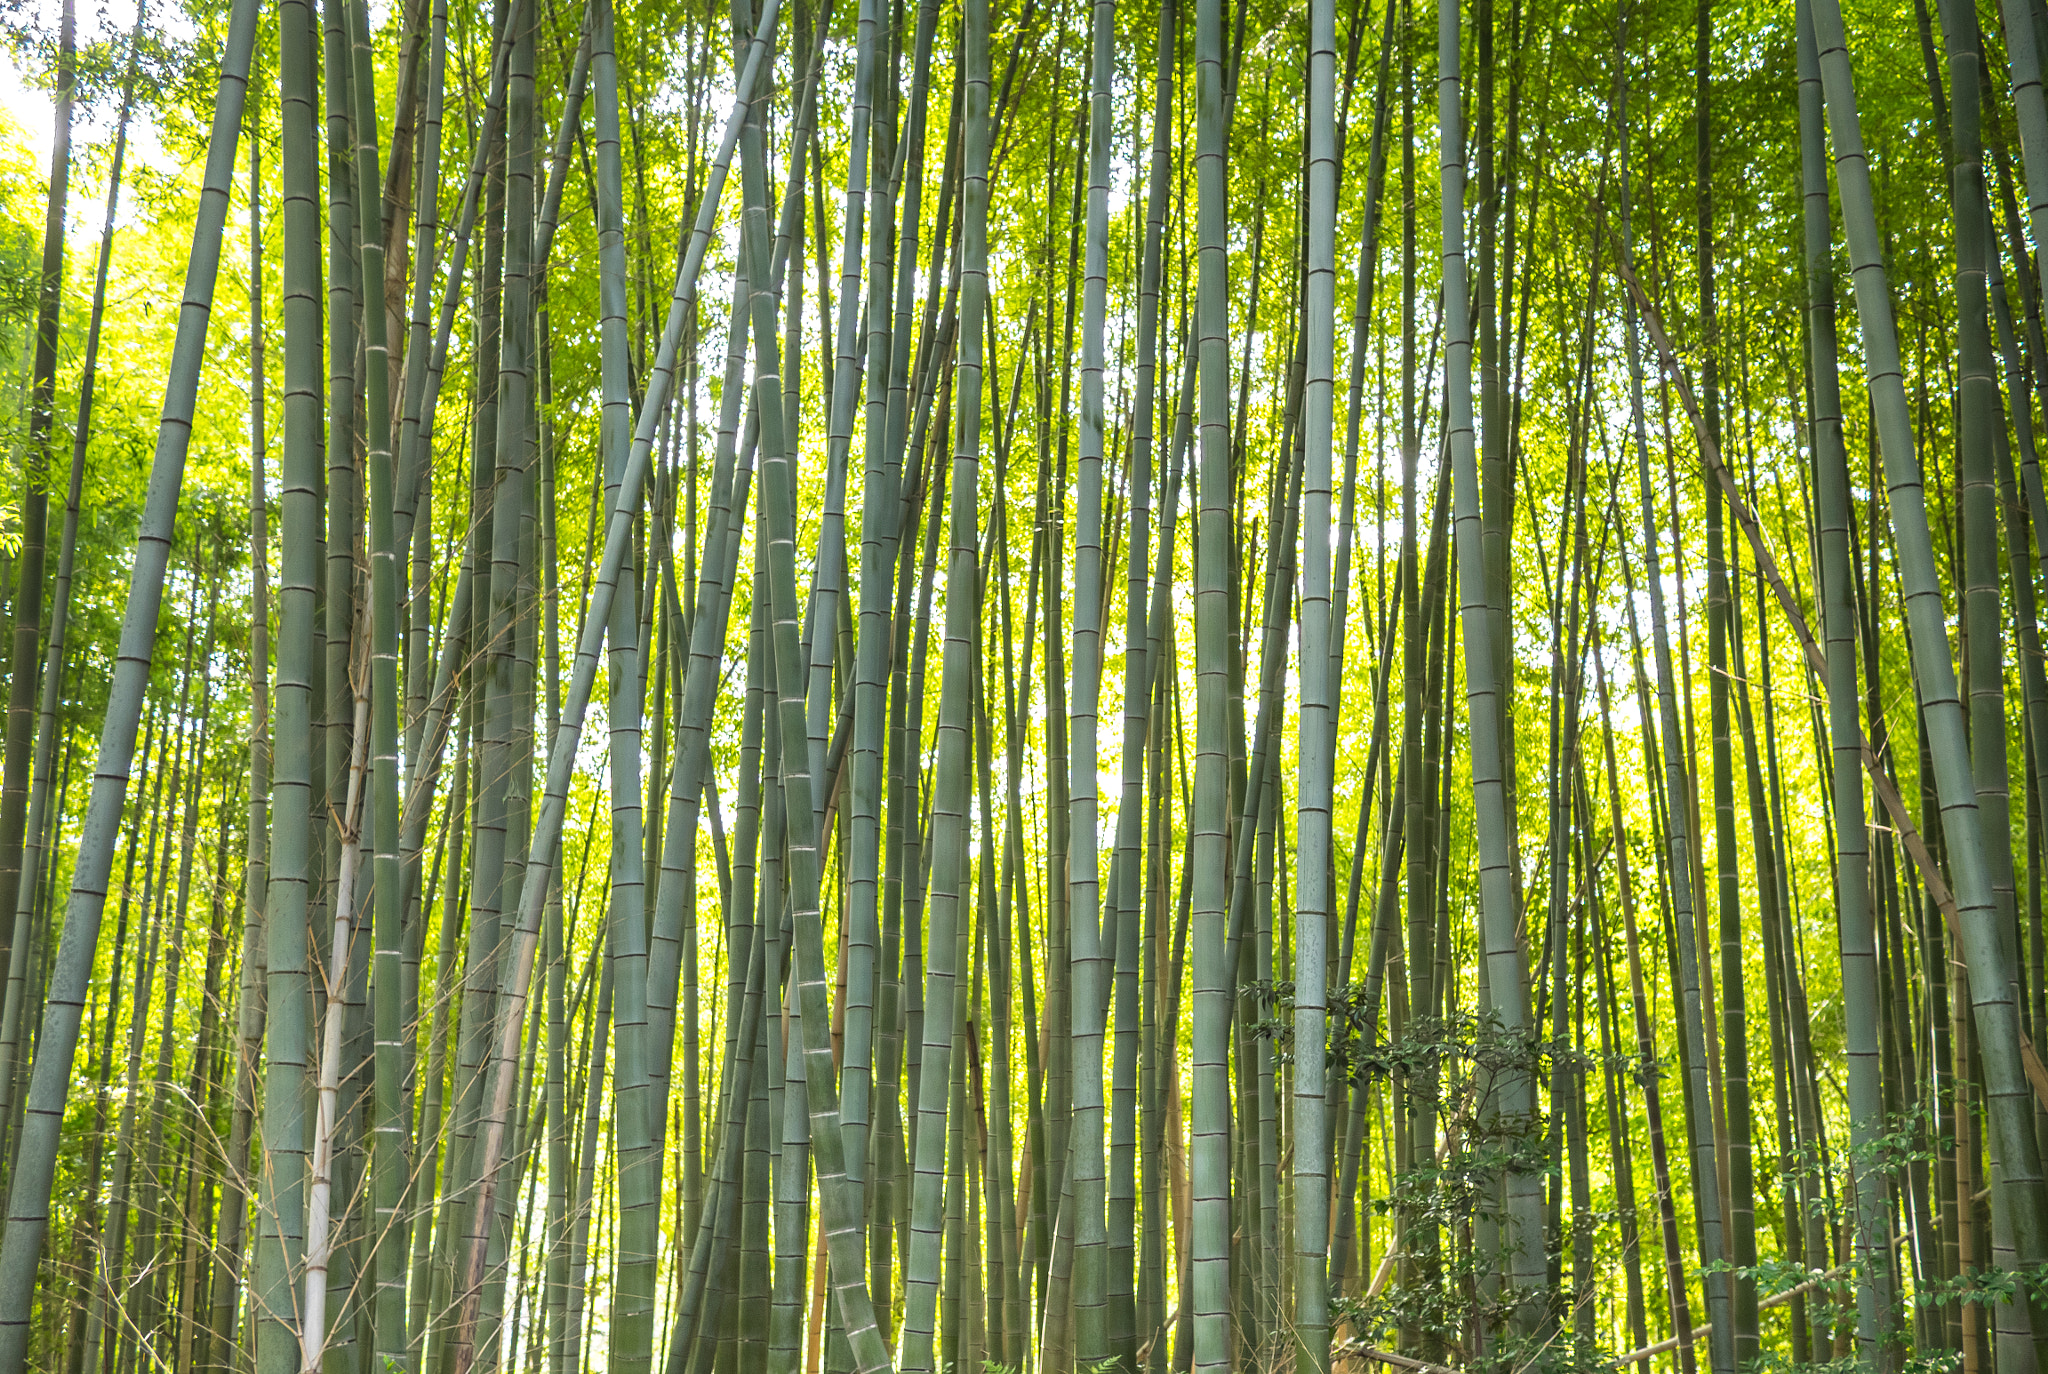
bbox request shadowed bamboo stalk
[0,0,73,1094]
[1189,0,1238,1363]
[1798,0,1894,1363]
[445,8,784,1369]
[1437,0,1541,1340]
[1805,0,2048,1315]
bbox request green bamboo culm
[728,0,896,1361]
[1293,0,1338,1359]
[1068,0,1116,1357]
[901,0,993,1362]
[1796,0,1894,1365]
[439,5,787,1363]
[0,0,260,1359]
[1191,0,1233,1363]
[1940,0,2037,1360]
[342,0,409,1359]
[590,0,660,1360]
[0,0,74,1132]
[1810,1,2048,1357]
[1437,0,1542,1341]
[253,0,325,1362]
[0,0,147,1185]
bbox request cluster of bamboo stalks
[9,0,2048,1368]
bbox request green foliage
[1322,1011,1589,1361]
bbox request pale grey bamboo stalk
[1068,0,1115,1357]
[301,695,370,1374]
[1294,0,1337,1356]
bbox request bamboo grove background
[0,0,2044,1366]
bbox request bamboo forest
[6,0,2048,1362]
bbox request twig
[1608,243,2048,1114]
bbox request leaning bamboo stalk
[1796,0,1892,1361]
[1606,1229,1916,1367]
[447,8,783,1365]
[0,0,142,1151]
[1614,251,2048,1115]
[1939,6,2035,1363]
[0,0,260,1359]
